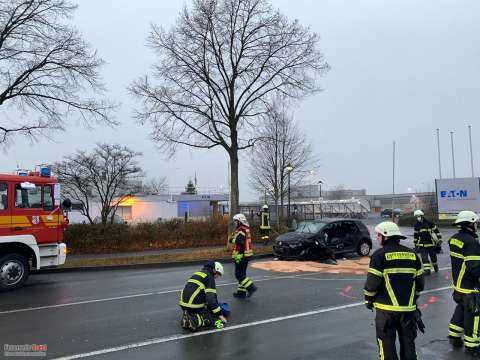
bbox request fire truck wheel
[0,254,30,291]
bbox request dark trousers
[180,306,215,329]
[260,228,270,242]
[419,247,437,272]
[449,292,480,349]
[234,258,254,294]
[375,310,417,360]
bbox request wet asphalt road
[0,228,471,360]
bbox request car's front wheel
[357,239,372,257]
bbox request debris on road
[252,257,370,275]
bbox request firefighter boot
[247,284,257,298]
[448,336,463,348]
[433,264,439,273]
[181,310,189,330]
[465,348,480,358]
[233,290,247,299]
[187,313,202,332]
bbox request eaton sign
[436,178,480,218]
[440,190,468,198]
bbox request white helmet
[454,210,480,225]
[375,221,406,239]
[262,205,269,210]
[414,210,424,217]
[233,213,249,226]
[214,262,224,276]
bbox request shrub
[64,217,285,255]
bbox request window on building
[0,183,7,210]
[117,206,132,221]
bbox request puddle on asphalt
[251,257,370,275]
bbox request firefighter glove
[214,319,225,329]
[365,300,374,311]
[415,309,425,333]
[234,254,244,264]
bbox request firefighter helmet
[454,211,479,225]
[375,221,406,239]
[214,262,224,276]
[262,205,269,210]
[414,210,424,217]
[232,213,249,226]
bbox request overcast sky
[2,0,480,200]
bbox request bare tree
[131,0,328,215]
[0,0,114,145]
[143,177,169,195]
[249,101,317,221]
[54,144,143,225]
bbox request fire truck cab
[0,168,68,291]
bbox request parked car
[380,208,402,218]
[273,219,373,260]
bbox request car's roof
[306,218,364,224]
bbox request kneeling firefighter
[447,211,480,356]
[229,213,257,298]
[179,261,227,331]
[413,209,442,274]
[364,221,425,360]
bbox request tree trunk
[229,151,240,217]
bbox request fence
[240,199,370,225]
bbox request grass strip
[61,246,273,268]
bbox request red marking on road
[339,285,358,299]
[427,295,447,304]
[419,304,429,310]
[419,295,448,310]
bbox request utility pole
[469,125,475,177]
[450,131,456,178]
[436,128,442,179]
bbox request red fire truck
[0,167,69,291]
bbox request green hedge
[64,218,281,255]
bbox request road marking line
[0,268,453,315]
[52,285,453,360]
[294,277,365,281]
[0,275,297,315]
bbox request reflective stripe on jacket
[230,224,253,258]
[364,239,425,312]
[449,229,480,294]
[414,219,441,247]
[179,268,221,315]
[259,211,271,230]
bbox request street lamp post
[286,164,293,224]
[318,180,323,219]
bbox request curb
[32,253,274,274]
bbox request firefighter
[257,204,271,243]
[413,209,442,274]
[364,221,425,360]
[229,213,257,298]
[179,261,227,332]
[447,210,480,356]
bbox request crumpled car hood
[275,232,315,243]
